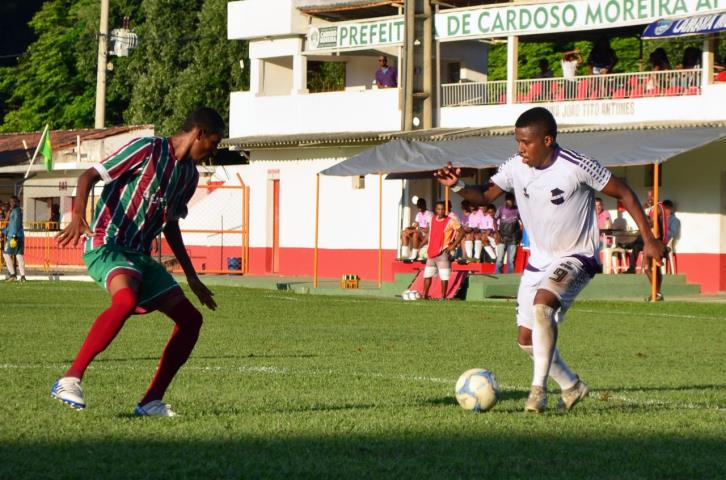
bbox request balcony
[229,88,402,138]
[440,69,725,129]
[442,70,702,107]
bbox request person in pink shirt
[460,200,479,260]
[400,198,433,261]
[478,205,498,261]
[595,197,612,249]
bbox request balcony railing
[441,80,507,107]
[441,69,702,107]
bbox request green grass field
[1,282,725,479]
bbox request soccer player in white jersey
[435,107,667,413]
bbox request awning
[320,124,726,176]
[642,12,726,38]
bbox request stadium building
[216,0,725,292]
[1,0,724,293]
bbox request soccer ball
[455,368,500,412]
[401,290,421,301]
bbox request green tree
[0,0,96,132]
[167,0,249,135]
[124,0,204,134]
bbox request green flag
[39,125,53,171]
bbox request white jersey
[490,146,611,269]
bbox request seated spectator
[478,205,498,262]
[460,200,479,261]
[400,198,432,261]
[626,190,667,300]
[596,197,612,247]
[49,203,61,230]
[588,38,617,75]
[663,199,680,244]
[375,56,397,88]
[649,48,672,71]
[495,193,521,274]
[533,58,554,79]
[560,49,583,79]
[679,47,701,69]
[422,201,463,300]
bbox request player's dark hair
[182,107,225,136]
[416,198,427,208]
[434,201,446,208]
[595,197,603,203]
[504,192,515,203]
[461,200,471,209]
[662,199,674,209]
[515,107,557,140]
[9,195,19,202]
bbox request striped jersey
[490,146,612,268]
[86,137,198,254]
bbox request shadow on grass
[90,353,319,363]
[1,434,723,479]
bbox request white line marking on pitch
[3,363,723,411]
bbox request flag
[38,125,53,171]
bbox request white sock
[3,254,15,276]
[409,249,419,260]
[484,245,496,259]
[401,245,410,258]
[519,344,578,390]
[532,304,557,388]
[464,240,473,258]
[16,255,25,277]
[474,240,483,259]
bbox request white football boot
[557,378,590,412]
[524,385,548,413]
[50,377,86,410]
[134,400,177,417]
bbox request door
[272,179,280,273]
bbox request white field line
[3,362,723,411]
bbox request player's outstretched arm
[164,220,217,310]
[601,175,667,264]
[434,162,504,206]
[56,167,99,247]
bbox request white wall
[229,88,401,137]
[441,84,726,128]
[440,41,488,83]
[228,0,308,40]
[207,147,404,251]
[263,57,294,96]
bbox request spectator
[626,190,667,300]
[479,205,498,262]
[595,197,612,248]
[49,203,61,230]
[649,48,672,71]
[375,55,397,88]
[422,201,463,300]
[662,199,680,242]
[588,38,617,75]
[533,58,554,79]
[679,47,701,69]
[0,203,6,222]
[560,49,583,79]
[400,198,432,261]
[2,195,26,282]
[495,192,521,274]
[460,200,479,261]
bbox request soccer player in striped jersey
[435,107,667,413]
[51,108,224,416]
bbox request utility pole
[94,0,109,129]
[403,0,434,131]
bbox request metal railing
[441,80,507,106]
[441,69,702,107]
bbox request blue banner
[643,12,726,38]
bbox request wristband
[450,179,465,192]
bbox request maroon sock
[65,288,138,379]
[140,298,203,405]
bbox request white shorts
[516,255,597,329]
[424,253,451,281]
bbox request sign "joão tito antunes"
[305,0,722,51]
